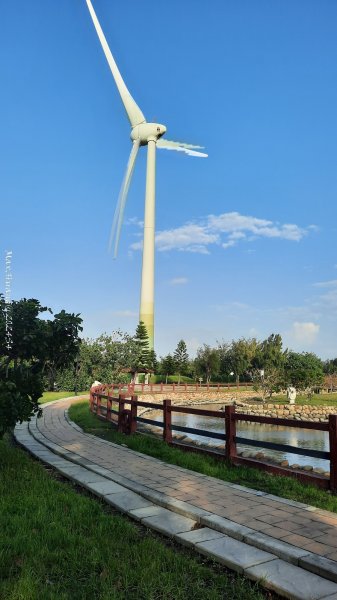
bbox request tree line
[1,295,336,437]
[57,329,334,401]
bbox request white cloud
[291,321,320,344]
[313,280,337,288]
[208,212,306,241]
[222,240,236,249]
[155,223,219,252]
[169,277,188,285]
[130,211,311,254]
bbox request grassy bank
[69,400,337,513]
[0,438,265,600]
[39,391,88,404]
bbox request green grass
[0,438,265,600]
[39,391,88,404]
[69,400,337,513]
[270,392,337,407]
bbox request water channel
[147,403,329,471]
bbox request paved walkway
[14,397,337,600]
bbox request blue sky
[1,0,337,359]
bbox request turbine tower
[85,0,207,349]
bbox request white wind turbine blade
[156,138,208,157]
[109,139,140,257]
[85,0,146,128]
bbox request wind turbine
[85,0,207,349]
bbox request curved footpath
[14,397,337,600]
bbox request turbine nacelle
[131,123,167,145]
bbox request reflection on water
[148,403,329,470]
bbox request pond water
[147,403,329,470]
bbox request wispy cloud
[313,280,337,288]
[290,321,320,344]
[169,277,189,285]
[130,211,311,254]
[125,217,143,227]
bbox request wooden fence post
[117,395,125,433]
[89,388,94,412]
[130,396,138,434]
[329,414,337,492]
[107,388,112,421]
[97,393,101,417]
[225,405,237,462]
[163,399,172,444]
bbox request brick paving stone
[327,552,337,562]
[315,535,337,547]
[304,542,337,557]
[296,527,331,539]
[261,526,295,539]
[281,533,320,549]
[256,513,290,525]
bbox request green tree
[217,338,258,383]
[252,334,286,400]
[149,349,159,375]
[0,296,49,437]
[285,352,324,398]
[134,321,151,375]
[161,354,175,383]
[323,358,337,375]
[57,331,140,389]
[173,340,189,383]
[44,310,83,391]
[195,344,220,383]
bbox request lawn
[271,392,337,407]
[39,391,88,404]
[69,400,337,513]
[0,437,265,600]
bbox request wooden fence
[107,382,253,395]
[89,386,337,492]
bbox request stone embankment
[140,391,337,423]
[236,403,337,422]
[139,390,255,406]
